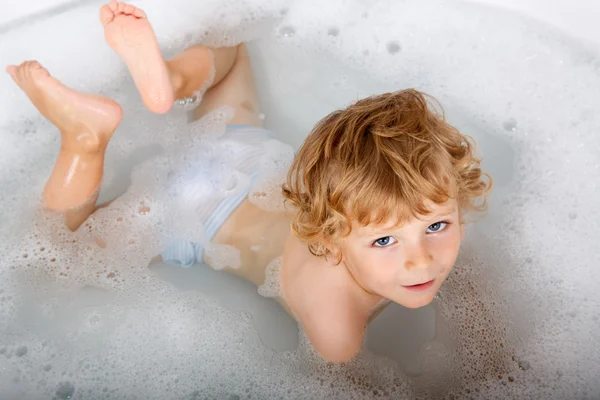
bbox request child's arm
[299,295,366,362]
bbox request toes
[124,3,135,14]
[99,4,116,26]
[101,1,146,23]
[18,61,31,80]
[29,60,42,69]
[29,62,50,79]
[5,65,17,81]
[108,1,119,13]
[8,61,49,82]
[23,61,38,77]
[132,7,146,18]
[6,61,37,84]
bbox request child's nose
[403,242,433,270]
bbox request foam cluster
[258,257,283,298]
[0,0,599,398]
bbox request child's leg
[100,1,241,115]
[192,44,263,127]
[167,45,238,103]
[5,61,122,231]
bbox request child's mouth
[402,279,435,292]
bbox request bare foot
[100,1,174,114]
[6,61,122,152]
[6,61,122,210]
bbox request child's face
[341,199,463,309]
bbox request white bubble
[258,257,282,298]
[327,27,340,37]
[15,346,28,357]
[386,41,402,54]
[56,381,75,399]
[204,243,241,270]
[278,25,296,38]
[503,117,518,131]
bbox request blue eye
[373,236,397,247]
[427,221,448,233]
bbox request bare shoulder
[300,291,367,362]
[281,236,367,362]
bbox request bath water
[0,0,599,398]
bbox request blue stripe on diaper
[226,124,253,129]
[204,170,260,239]
[161,170,260,267]
[161,241,204,268]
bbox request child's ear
[325,251,343,266]
[460,223,465,240]
[321,237,343,266]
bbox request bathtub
[0,0,599,398]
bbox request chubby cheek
[347,249,395,290]
[362,251,401,291]
[435,229,462,277]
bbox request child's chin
[396,294,435,309]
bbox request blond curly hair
[282,89,492,259]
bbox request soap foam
[0,0,599,398]
[258,257,283,298]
